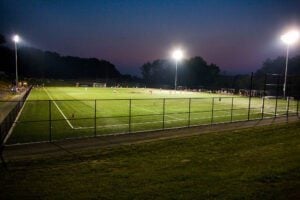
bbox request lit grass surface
[8,87,298,144]
[1,121,300,199]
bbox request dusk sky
[1,0,300,76]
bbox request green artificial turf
[6,87,299,144]
[1,121,300,199]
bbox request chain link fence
[0,73,299,145]
[1,95,298,145]
[0,87,32,160]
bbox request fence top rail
[0,96,258,102]
[266,73,283,76]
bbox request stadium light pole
[12,34,20,88]
[281,30,299,98]
[172,49,183,90]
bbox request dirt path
[0,91,27,123]
[3,115,299,161]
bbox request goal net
[93,82,107,88]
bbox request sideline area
[0,91,27,123]
[3,115,299,161]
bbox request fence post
[263,74,267,98]
[261,74,267,119]
[230,97,234,122]
[162,98,165,129]
[211,97,214,125]
[286,97,290,119]
[94,99,97,137]
[297,99,299,117]
[274,75,280,118]
[49,100,52,142]
[247,72,253,121]
[17,100,21,110]
[261,97,265,119]
[188,98,191,127]
[128,99,132,133]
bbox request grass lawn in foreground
[1,121,300,199]
[7,87,298,144]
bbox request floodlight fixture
[171,48,184,90]
[172,49,183,61]
[12,34,20,43]
[281,30,299,45]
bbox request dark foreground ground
[1,118,300,199]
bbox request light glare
[172,49,183,61]
[12,35,20,43]
[281,30,299,45]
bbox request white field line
[4,101,27,143]
[275,109,297,113]
[262,108,297,116]
[92,100,180,119]
[44,88,75,129]
[263,111,279,116]
[131,104,180,120]
[39,91,298,131]
[264,111,298,116]
[74,112,261,130]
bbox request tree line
[140,54,300,93]
[0,48,121,80]
[140,57,220,88]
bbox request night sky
[1,0,300,75]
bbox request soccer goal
[260,96,277,116]
[93,82,107,88]
[260,96,298,116]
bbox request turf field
[7,87,299,144]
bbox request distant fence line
[186,73,300,98]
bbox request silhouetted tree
[254,55,300,96]
[140,56,220,88]
[256,55,300,76]
[0,46,122,80]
